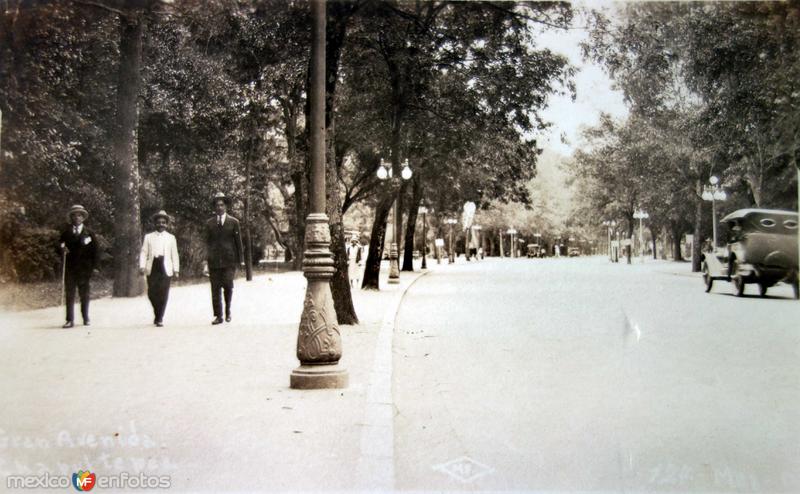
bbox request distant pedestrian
[139,211,180,327]
[58,205,100,328]
[347,237,362,288]
[204,192,244,325]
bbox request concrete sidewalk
[0,261,430,492]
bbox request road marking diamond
[433,456,494,483]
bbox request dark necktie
[218,216,223,227]
[73,226,79,235]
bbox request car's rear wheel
[702,262,713,293]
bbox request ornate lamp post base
[290,364,349,389]
[388,241,400,284]
[291,213,348,390]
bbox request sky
[533,4,629,156]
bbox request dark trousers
[209,267,235,318]
[147,257,171,323]
[65,272,90,323]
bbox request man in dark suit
[59,205,100,328]
[205,192,244,324]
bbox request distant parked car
[568,247,580,257]
[702,208,798,298]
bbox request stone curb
[354,269,432,491]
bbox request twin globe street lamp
[701,175,727,250]
[377,158,412,284]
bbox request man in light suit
[205,192,244,325]
[139,210,180,327]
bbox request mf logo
[72,470,96,491]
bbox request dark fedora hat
[151,210,171,222]
[211,192,232,206]
[66,204,89,221]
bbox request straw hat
[66,204,89,221]
[211,192,231,206]
[151,210,171,222]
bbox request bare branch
[73,0,126,16]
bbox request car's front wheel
[758,282,768,297]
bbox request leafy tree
[585,2,799,269]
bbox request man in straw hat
[139,210,180,327]
[204,192,243,325]
[58,205,100,328]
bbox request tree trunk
[498,230,504,257]
[401,177,422,271]
[323,2,358,324]
[290,171,306,270]
[111,13,144,297]
[282,87,305,271]
[362,195,394,290]
[670,222,683,261]
[327,150,356,323]
[243,137,254,281]
[650,227,658,260]
[692,184,703,272]
[625,218,633,265]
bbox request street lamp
[419,206,429,270]
[506,228,517,258]
[701,175,727,251]
[291,0,347,389]
[377,158,412,283]
[633,209,649,263]
[445,218,458,263]
[602,220,616,261]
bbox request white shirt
[72,224,84,235]
[151,230,167,257]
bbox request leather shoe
[225,315,231,323]
[62,321,74,328]
[211,317,223,325]
[155,321,163,327]
[83,320,90,326]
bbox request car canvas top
[720,208,797,223]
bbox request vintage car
[568,247,580,257]
[702,208,798,298]
[526,243,540,258]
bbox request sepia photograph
[0,0,798,492]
